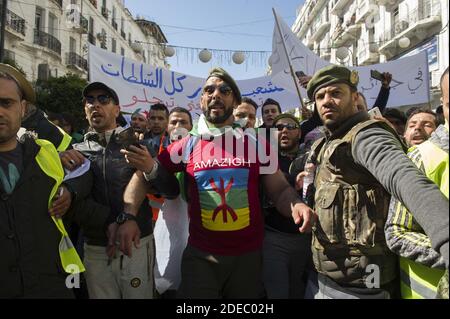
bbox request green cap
[273,113,300,127]
[207,67,242,105]
[307,65,359,100]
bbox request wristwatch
[143,161,159,182]
[116,212,137,225]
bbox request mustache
[321,105,338,113]
[207,101,225,109]
[412,132,427,139]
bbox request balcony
[379,0,441,55]
[310,15,331,43]
[88,33,96,45]
[131,42,143,54]
[89,0,97,8]
[51,0,63,8]
[67,11,89,33]
[4,49,15,62]
[33,29,61,55]
[3,8,26,40]
[356,0,377,24]
[66,52,88,71]
[294,0,328,38]
[331,0,352,15]
[101,7,109,19]
[320,48,332,60]
[332,15,361,47]
[357,47,379,65]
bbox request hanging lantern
[164,46,175,57]
[336,47,349,60]
[398,37,411,48]
[232,51,245,65]
[199,49,212,63]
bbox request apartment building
[1,0,167,82]
[292,0,448,107]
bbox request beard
[323,118,341,131]
[204,101,234,124]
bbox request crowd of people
[0,61,448,299]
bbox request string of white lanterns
[159,44,272,68]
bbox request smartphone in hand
[370,70,384,82]
[295,70,306,79]
[115,127,140,150]
[368,107,382,119]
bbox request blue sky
[124,0,304,80]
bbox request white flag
[270,10,329,95]
[269,11,430,108]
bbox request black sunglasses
[85,95,112,105]
[202,84,233,96]
[275,123,299,131]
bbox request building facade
[292,0,448,108]
[1,0,167,82]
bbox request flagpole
[272,8,305,112]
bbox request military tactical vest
[310,118,403,287]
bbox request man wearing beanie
[121,67,315,299]
[304,65,448,299]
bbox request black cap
[83,82,120,105]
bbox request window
[393,7,399,26]
[121,47,125,56]
[89,17,94,34]
[112,38,116,53]
[35,7,45,30]
[48,13,58,38]
[70,37,76,52]
[100,28,107,49]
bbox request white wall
[4,0,166,82]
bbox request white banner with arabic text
[89,45,301,118]
[270,11,430,108]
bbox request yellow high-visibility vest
[400,138,448,299]
[55,126,73,152]
[35,139,85,274]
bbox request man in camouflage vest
[304,65,449,299]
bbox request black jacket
[0,136,73,298]
[22,108,72,150]
[73,129,174,246]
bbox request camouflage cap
[0,63,36,104]
[307,64,359,100]
[207,67,242,105]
